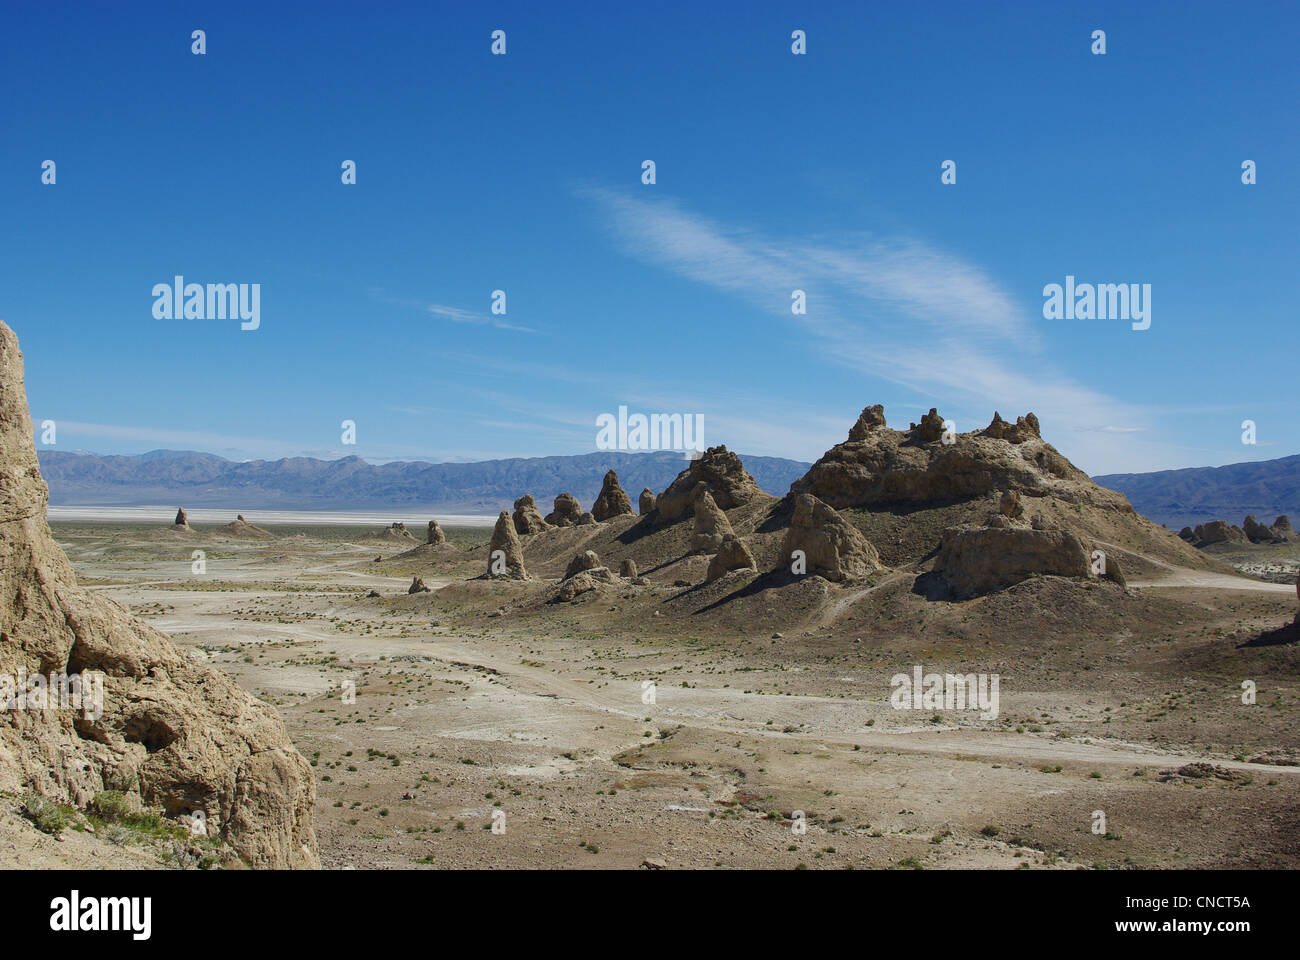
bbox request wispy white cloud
[426,303,536,333]
[368,289,537,333]
[577,186,1187,473]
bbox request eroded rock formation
[591,471,635,522]
[0,321,317,868]
[791,405,1133,513]
[847,404,887,441]
[690,487,734,553]
[656,446,765,521]
[487,511,528,579]
[779,493,882,582]
[936,523,1090,598]
[706,534,756,582]
[512,495,550,535]
[544,493,583,527]
[564,550,601,579]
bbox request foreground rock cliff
[0,321,317,868]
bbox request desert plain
[12,511,1296,871]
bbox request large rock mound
[0,321,317,868]
[222,515,273,539]
[512,495,550,535]
[780,493,883,582]
[487,511,528,578]
[591,470,634,522]
[935,521,1091,598]
[791,406,1130,512]
[370,522,417,543]
[706,534,756,582]
[656,446,767,521]
[1196,520,1247,545]
[690,487,734,553]
[544,493,583,528]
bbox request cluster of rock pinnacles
[347,399,1228,609]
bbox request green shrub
[89,790,132,822]
[21,794,70,835]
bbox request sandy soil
[17,520,1299,871]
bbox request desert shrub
[21,794,70,835]
[89,790,132,821]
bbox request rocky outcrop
[936,523,1090,598]
[426,519,446,545]
[619,559,638,579]
[487,511,527,579]
[564,550,601,579]
[656,446,766,521]
[983,411,1041,444]
[791,405,1133,513]
[173,507,189,528]
[910,407,947,443]
[999,490,1024,520]
[512,495,550,535]
[1244,515,1279,543]
[1198,520,1247,545]
[371,522,417,543]
[847,404,887,441]
[544,493,583,528]
[1274,516,1297,541]
[591,470,635,522]
[223,516,272,539]
[1178,526,1196,542]
[779,493,882,582]
[690,487,734,553]
[408,576,431,594]
[706,534,756,582]
[0,320,317,869]
[577,511,596,526]
[639,488,657,516]
[555,566,617,602]
[557,572,597,602]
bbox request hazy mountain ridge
[36,449,812,513]
[1094,454,1300,529]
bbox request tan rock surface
[512,495,551,535]
[792,405,1135,513]
[936,523,1091,598]
[544,493,583,527]
[591,470,635,522]
[706,535,756,582]
[487,511,528,578]
[690,487,734,553]
[656,446,766,521]
[779,493,882,582]
[0,320,317,869]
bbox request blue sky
[2,0,1296,475]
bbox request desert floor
[25,521,1300,870]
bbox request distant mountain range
[1094,454,1300,530]
[37,447,1299,529]
[36,449,812,514]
